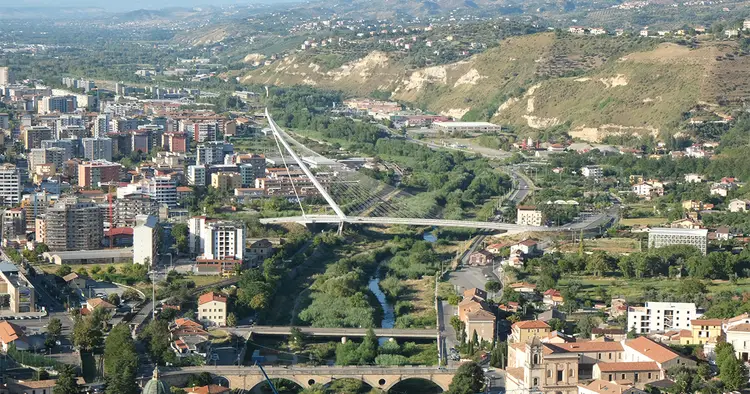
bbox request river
[368,265,395,332]
[369,231,437,332]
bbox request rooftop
[595,361,660,372]
[624,336,679,363]
[198,292,227,305]
[649,227,708,236]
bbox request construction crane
[255,363,279,394]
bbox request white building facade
[627,302,702,334]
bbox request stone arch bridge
[158,365,456,392]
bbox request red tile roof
[624,336,679,363]
[512,320,550,329]
[198,292,227,305]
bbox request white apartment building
[581,166,603,179]
[188,217,245,259]
[684,173,704,183]
[0,164,21,207]
[516,206,543,227]
[117,177,177,207]
[197,292,227,327]
[627,302,702,334]
[648,228,708,255]
[94,114,111,138]
[196,142,228,165]
[0,67,13,86]
[133,215,159,265]
[187,165,207,187]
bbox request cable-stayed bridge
[263,109,615,233]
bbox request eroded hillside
[242,33,750,141]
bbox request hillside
[242,33,750,142]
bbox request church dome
[143,367,169,394]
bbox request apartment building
[0,164,21,207]
[1,208,25,244]
[196,142,230,165]
[42,198,103,251]
[0,264,35,313]
[38,96,77,114]
[211,172,242,192]
[189,217,246,274]
[627,302,702,334]
[648,228,708,255]
[78,160,121,188]
[117,177,177,207]
[28,147,69,174]
[197,292,227,327]
[114,193,159,227]
[22,126,53,150]
[516,205,543,227]
[510,320,551,343]
[133,215,159,265]
[82,137,113,161]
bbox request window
[533,378,538,387]
[621,374,626,380]
[635,373,639,382]
[597,353,601,360]
[608,374,612,381]
[608,353,612,360]
[533,354,539,364]
[557,370,563,382]
[547,370,551,378]
[648,373,652,379]
[569,369,574,377]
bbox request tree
[226,312,237,327]
[484,281,501,293]
[357,328,378,364]
[575,315,599,338]
[121,288,141,302]
[450,315,466,344]
[172,223,189,254]
[547,318,565,332]
[490,341,507,369]
[107,293,121,307]
[446,361,484,394]
[54,365,81,394]
[104,324,139,394]
[139,320,174,365]
[721,356,748,391]
[56,265,72,277]
[45,318,62,348]
[72,315,103,352]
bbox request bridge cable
[270,126,306,217]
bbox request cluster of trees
[56,263,149,286]
[298,247,390,328]
[523,245,750,286]
[385,240,442,279]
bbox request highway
[232,325,437,339]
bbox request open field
[620,217,668,227]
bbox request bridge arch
[244,376,309,394]
[385,377,447,393]
[323,377,375,393]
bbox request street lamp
[148,269,157,320]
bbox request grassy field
[560,237,642,254]
[620,217,668,227]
